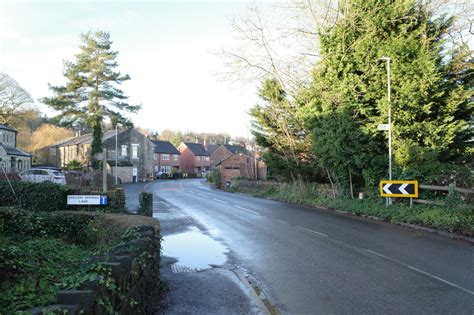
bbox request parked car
[19,168,66,185]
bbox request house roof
[0,124,17,132]
[224,144,249,155]
[151,140,180,154]
[205,144,219,155]
[183,143,209,156]
[1,144,31,157]
[57,130,124,146]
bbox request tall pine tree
[303,0,472,191]
[43,31,140,169]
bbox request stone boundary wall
[233,179,339,198]
[25,225,161,315]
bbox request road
[146,179,473,314]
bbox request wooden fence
[414,184,474,205]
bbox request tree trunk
[326,167,336,199]
[349,169,354,199]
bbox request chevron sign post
[380,180,418,198]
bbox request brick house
[151,140,180,175]
[177,142,210,175]
[0,124,31,173]
[210,144,249,170]
[217,153,267,189]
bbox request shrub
[107,188,127,212]
[138,192,153,217]
[209,169,221,188]
[0,181,73,212]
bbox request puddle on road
[162,227,227,271]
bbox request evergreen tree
[42,31,140,169]
[250,79,323,181]
[303,0,472,190]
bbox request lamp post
[379,56,392,205]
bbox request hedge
[0,181,127,213]
[0,181,72,212]
[138,192,153,217]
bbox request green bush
[0,181,73,212]
[209,169,221,188]
[0,207,101,245]
[0,236,92,313]
[138,192,153,217]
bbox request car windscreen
[52,171,63,176]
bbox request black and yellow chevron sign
[380,180,418,198]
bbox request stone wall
[26,225,161,315]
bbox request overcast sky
[0,0,263,137]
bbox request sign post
[380,180,418,207]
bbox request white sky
[0,0,264,138]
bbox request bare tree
[214,1,340,97]
[0,73,33,125]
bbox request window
[173,154,178,161]
[162,154,169,161]
[132,144,138,159]
[121,145,127,157]
[204,156,210,161]
[160,165,171,173]
[196,156,200,161]
[154,153,158,160]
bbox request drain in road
[162,227,227,273]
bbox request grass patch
[232,180,474,236]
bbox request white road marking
[296,226,328,237]
[159,201,169,206]
[213,198,229,204]
[235,205,260,215]
[188,191,196,194]
[198,193,209,197]
[365,249,474,296]
[277,220,288,224]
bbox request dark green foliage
[64,159,83,171]
[208,169,221,188]
[302,0,472,189]
[42,31,140,168]
[0,207,99,245]
[250,79,324,182]
[0,236,92,313]
[0,181,72,212]
[138,192,153,217]
[108,188,127,213]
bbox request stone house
[102,129,155,183]
[151,140,180,175]
[0,124,31,173]
[43,128,154,183]
[210,144,249,170]
[177,142,210,175]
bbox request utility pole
[379,56,392,205]
[115,125,118,186]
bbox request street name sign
[377,124,389,131]
[380,180,418,198]
[67,195,108,205]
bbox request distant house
[204,143,219,156]
[210,144,249,170]
[0,124,31,173]
[217,154,267,188]
[44,128,154,183]
[151,140,180,175]
[178,142,210,175]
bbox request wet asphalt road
[146,179,473,314]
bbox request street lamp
[379,56,392,205]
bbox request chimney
[203,139,207,148]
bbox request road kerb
[210,265,271,315]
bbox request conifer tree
[43,31,140,169]
[304,0,472,190]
